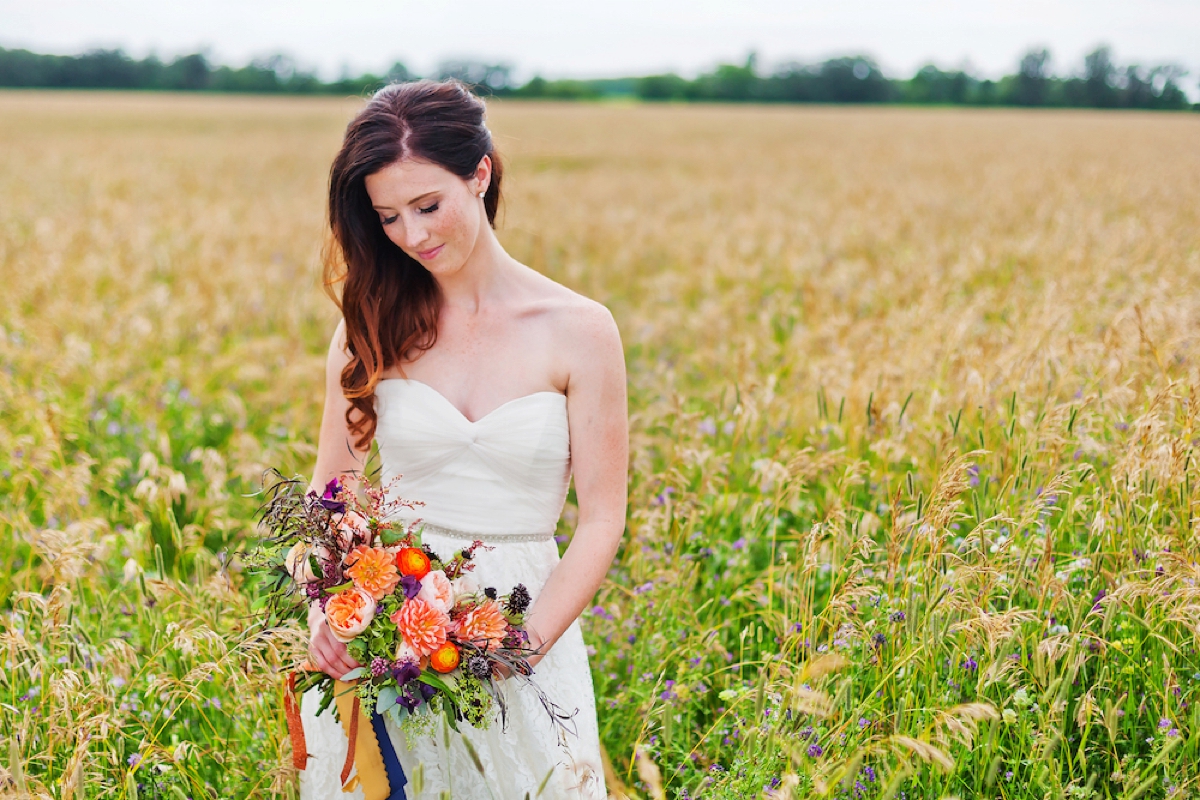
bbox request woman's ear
[473,154,492,195]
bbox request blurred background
[1,0,1197,108]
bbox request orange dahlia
[390,598,449,657]
[429,642,461,673]
[452,600,509,651]
[396,547,432,580]
[344,545,400,600]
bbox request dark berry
[484,587,497,600]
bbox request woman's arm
[307,318,371,678]
[308,318,372,495]
[523,303,629,666]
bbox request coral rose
[452,600,509,651]
[344,545,400,600]
[325,587,376,643]
[396,547,432,580]
[429,642,461,674]
[416,569,455,614]
[391,598,449,657]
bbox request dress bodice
[374,378,571,540]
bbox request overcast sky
[2,0,1197,86]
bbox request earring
[478,191,485,198]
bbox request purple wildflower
[807,743,823,758]
[889,610,906,623]
[319,478,345,512]
[962,656,978,671]
[400,574,422,599]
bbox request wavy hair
[323,79,503,448]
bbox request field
[2,91,1200,799]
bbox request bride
[296,78,627,800]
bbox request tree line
[0,45,1193,110]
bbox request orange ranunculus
[344,545,401,601]
[396,547,432,580]
[429,642,461,673]
[390,598,449,657]
[451,600,509,651]
[325,587,376,643]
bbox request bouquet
[253,469,572,791]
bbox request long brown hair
[323,79,503,448]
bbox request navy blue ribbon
[371,711,408,800]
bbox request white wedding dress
[299,377,608,800]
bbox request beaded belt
[407,520,556,544]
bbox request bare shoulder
[519,268,621,357]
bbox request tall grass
[1,92,1199,798]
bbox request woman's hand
[308,601,362,679]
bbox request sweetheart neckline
[377,377,566,426]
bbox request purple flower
[127,752,141,767]
[392,659,421,686]
[732,537,747,551]
[889,610,906,623]
[961,656,978,671]
[807,743,823,758]
[319,478,346,512]
[1159,717,1172,729]
[400,574,422,599]
[370,657,390,678]
[872,633,887,649]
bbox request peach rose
[284,542,321,585]
[451,573,480,601]
[391,598,449,657]
[344,545,401,600]
[324,587,376,643]
[416,569,455,614]
[452,600,509,651]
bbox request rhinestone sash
[409,520,556,544]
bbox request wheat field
[2,91,1200,799]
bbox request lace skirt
[297,534,607,800]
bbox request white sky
[1,0,1197,87]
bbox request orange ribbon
[284,671,308,770]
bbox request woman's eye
[418,203,439,215]
[381,214,398,225]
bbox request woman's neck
[435,224,516,314]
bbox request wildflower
[127,752,141,767]
[1013,688,1032,707]
[872,633,887,649]
[370,657,390,678]
[889,610,906,623]
[1002,708,1017,724]
[961,655,978,671]
[1159,717,1172,730]
[807,743,823,758]
[318,478,345,513]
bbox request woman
[297,78,627,800]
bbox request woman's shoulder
[518,266,619,343]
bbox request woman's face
[364,156,489,275]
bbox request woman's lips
[417,244,444,259]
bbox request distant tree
[1012,47,1051,105]
[904,64,974,104]
[385,61,414,83]
[1083,46,1118,107]
[815,56,892,102]
[691,54,760,101]
[636,73,690,101]
[436,60,513,94]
